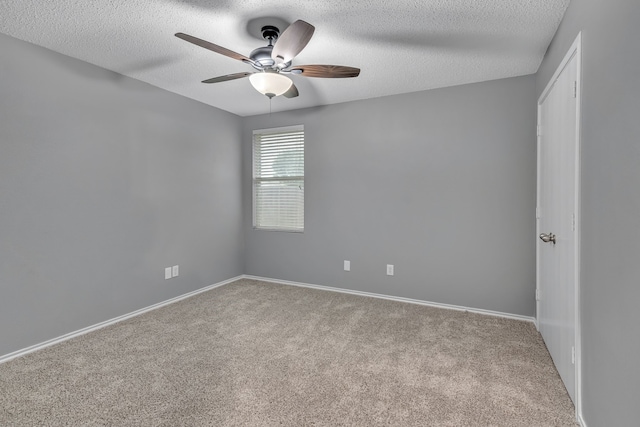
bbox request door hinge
[571,346,576,364]
[572,213,576,231]
[573,81,578,98]
[537,125,542,136]
[536,207,540,219]
[536,288,540,301]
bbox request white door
[537,42,580,404]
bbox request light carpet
[0,279,577,426]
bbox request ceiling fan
[175,20,360,99]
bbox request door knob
[539,233,556,244]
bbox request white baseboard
[1,274,537,364]
[578,413,588,427]
[0,275,243,365]
[243,275,536,324]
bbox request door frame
[536,32,583,422]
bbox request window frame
[252,125,305,233]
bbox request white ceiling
[0,0,570,117]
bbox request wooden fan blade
[290,65,360,78]
[175,33,254,64]
[283,83,299,98]
[271,20,315,65]
[202,72,253,84]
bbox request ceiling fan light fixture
[249,71,292,98]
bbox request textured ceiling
[0,0,570,117]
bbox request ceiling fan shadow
[244,16,291,41]
[288,78,331,113]
[42,51,184,89]
[355,30,541,56]
[119,56,185,76]
[113,55,187,91]
[161,0,234,11]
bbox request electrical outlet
[344,260,350,271]
[172,265,179,277]
[386,264,394,276]
[164,267,172,280]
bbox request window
[253,125,304,232]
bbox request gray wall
[537,0,640,425]
[0,34,244,357]
[243,75,538,317]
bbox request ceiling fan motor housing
[249,25,292,70]
[250,45,275,68]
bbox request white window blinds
[253,126,304,231]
